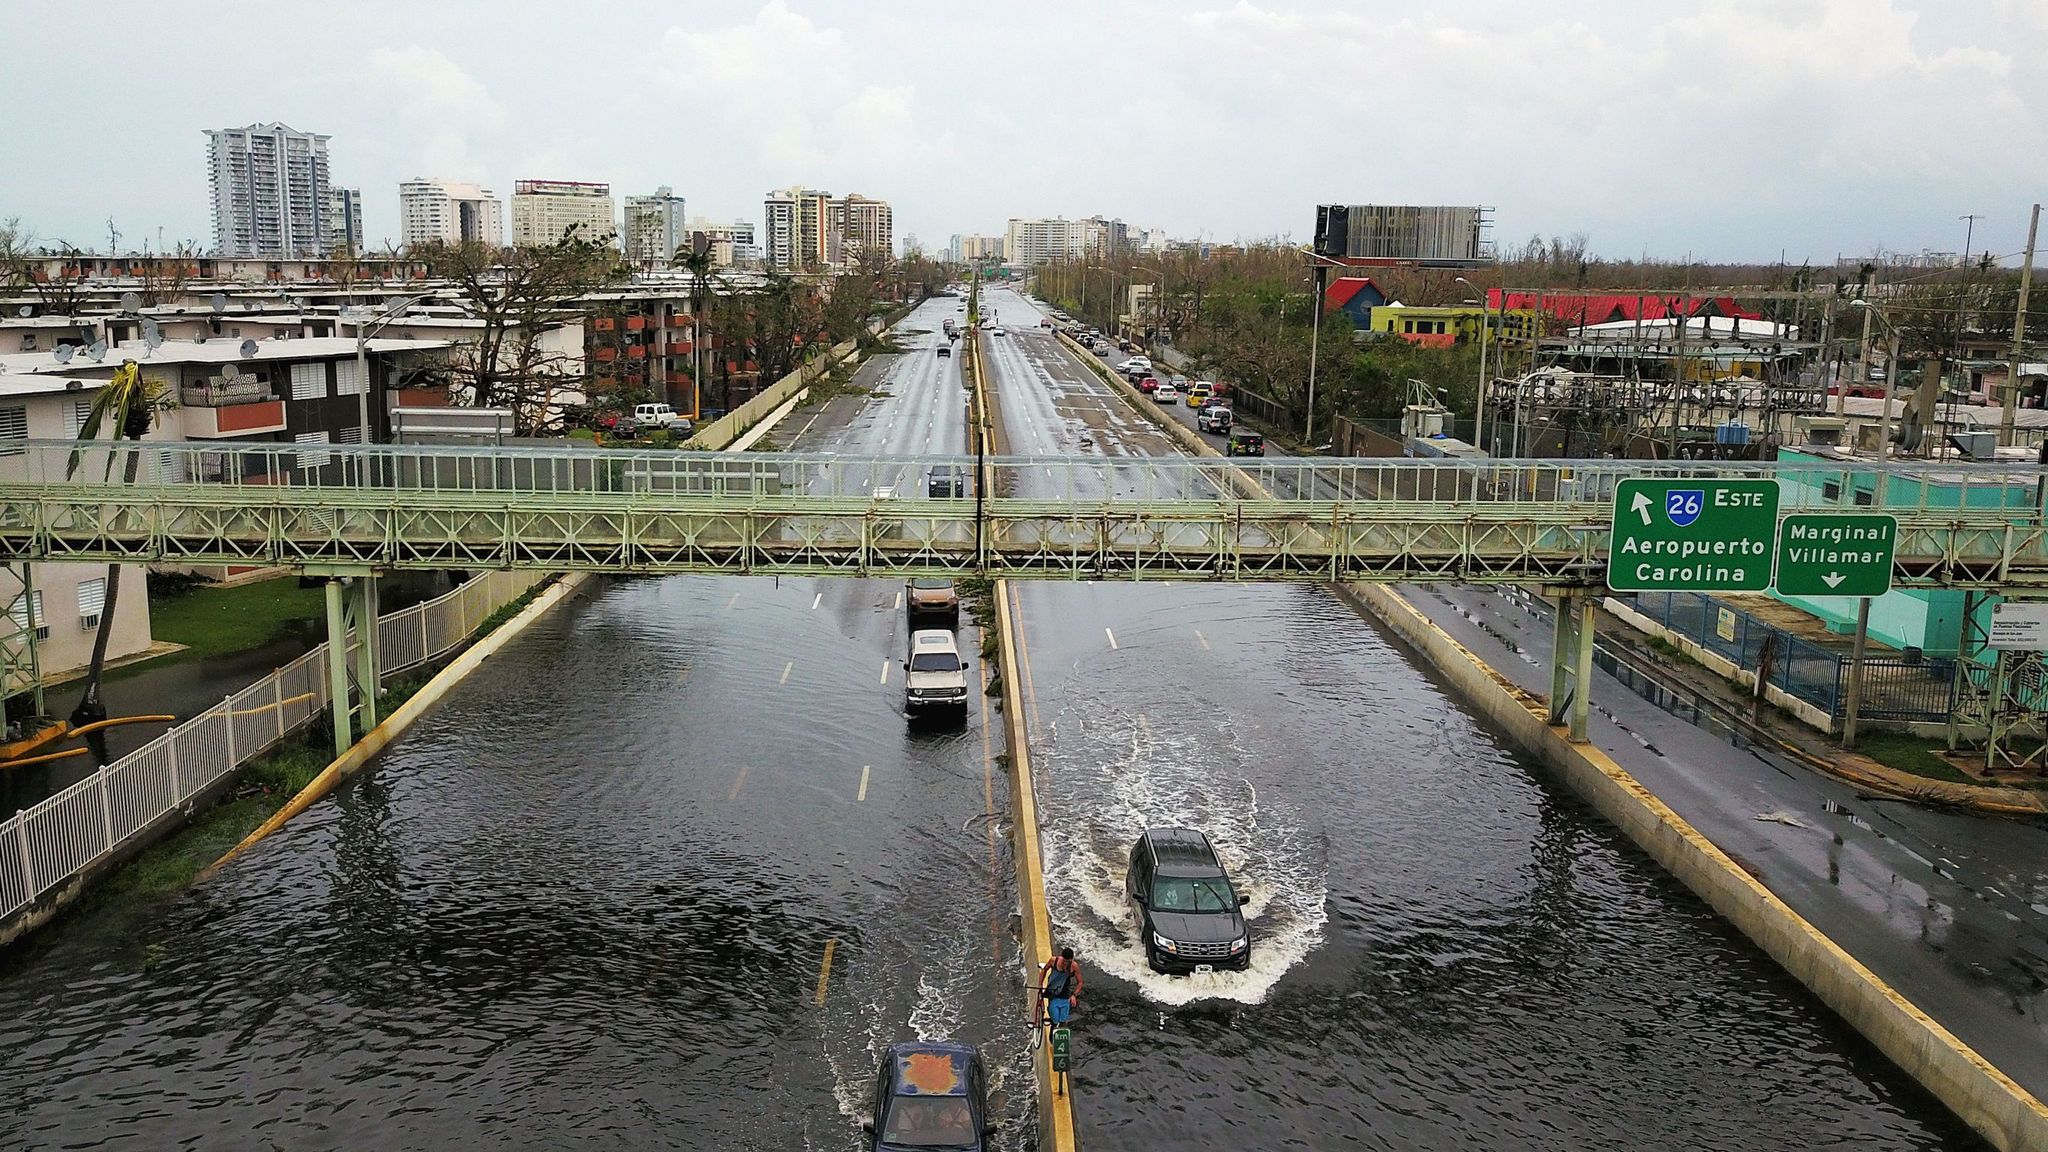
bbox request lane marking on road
[894,591,903,610]
[1105,627,1119,650]
[811,592,823,611]
[727,766,751,802]
[814,938,838,1005]
[724,592,739,611]
[1137,712,1153,740]
[779,661,793,685]
[880,658,892,685]
[858,765,871,803]
[1194,628,1211,651]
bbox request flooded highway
[0,289,1990,1151]
[0,298,1039,1151]
[981,286,1982,1150]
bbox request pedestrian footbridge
[0,441,2044,587]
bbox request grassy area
[1855,733,1978,785]
[146,575,326,665]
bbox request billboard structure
[1314,204,1492,266]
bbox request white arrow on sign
[1632,491,1653,526]
[1821,572,1846,589]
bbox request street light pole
[1305,263,1326,445]
[1456,276,1489,450]
[352,294,426,445]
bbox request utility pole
[1305,263,1327,446]
[1846,275,1875,418]
[1960,213,1983,267]
[2002,203,2040,445]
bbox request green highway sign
[1050,1027,1071,1072]
[1607,478,1780,592]
[1774,513,1897,597]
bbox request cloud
[363,44,507,179]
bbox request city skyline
[0,1,2043,263]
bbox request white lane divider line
[725,592,739,611]
[811,592,823,610]
[727,766,751,802]
[894,591,904,610]
[1194,629,1211,651]
[779,661,793,685]
[881,658,892,684]
[1105,627,1119,650]
[857,765,871,803]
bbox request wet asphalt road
[1412,580,2048,1101]
[0,296,1041,1151]
[981,285,1981,1150]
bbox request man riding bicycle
[1038,947,1083,1029]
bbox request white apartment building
[510,180,615,248]
[835,194,893,265]
[1003,216,1127,265]
[623,186,688,268]
[399,178,504,249]
[205,122,334,259]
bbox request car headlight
[1153,932,1177,953]
[1231,935,1248,951]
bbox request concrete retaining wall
[1344,581,2048,1152]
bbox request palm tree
[677,245,717,413]
[66,359,173,725]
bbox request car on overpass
[862,1040,996,1149]
[1127,827,1251,974]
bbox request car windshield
[910,652,960,673]
[910,579,952,591]
[881,1095,978,1147]
[1152,875,1237,912]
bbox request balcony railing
[180,378,271,407]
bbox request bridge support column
[1547,594,1596,742]
[319,571,382,757]
[323,578,352,757]
[353,573,381,733]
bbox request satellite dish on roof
[118,291,141,313]
[15,305,30,318]
[84,341,107,363]
[142,318,163,347]
[209,292,228,313]
[53,345,75,364]
[238,338,259,359]
[290,297,308,309]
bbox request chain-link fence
[0,570,547,922]
[1622,589,1957,723]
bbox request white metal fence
[0,569,548,922]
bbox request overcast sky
[1,0,2042,264]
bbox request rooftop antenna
[237,338,259,359]
[53,345,75,364]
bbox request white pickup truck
[634,402,693,435]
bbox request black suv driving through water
[1126,827,1251,973]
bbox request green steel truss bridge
[5,439,2047,751]
[1,441,2045,586]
